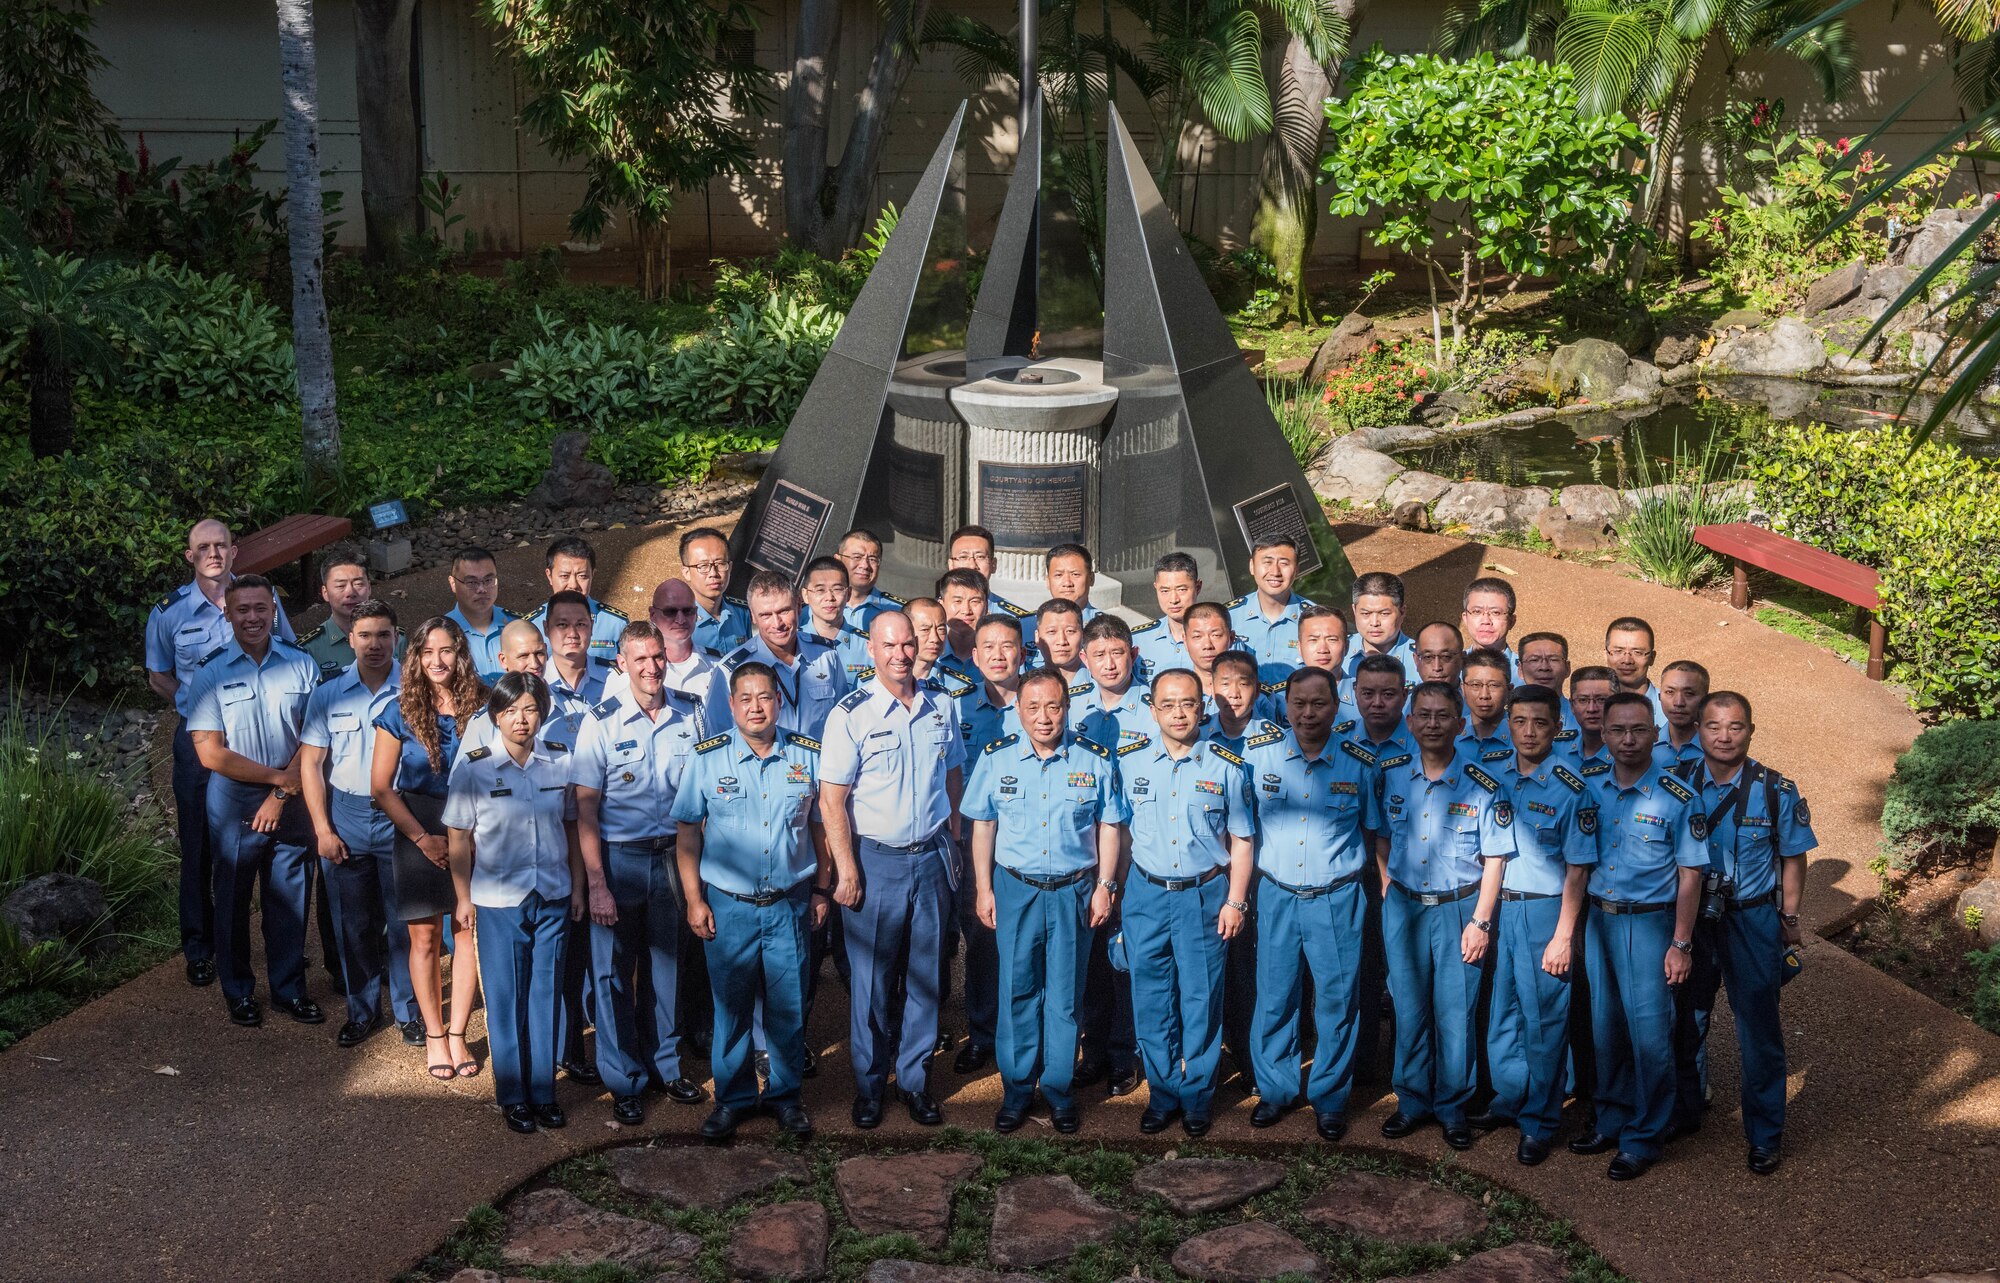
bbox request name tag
[490,787,512,797]
[614,739,638,752]
[328,712,361,732]
[998,785,1019,797]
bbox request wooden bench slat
[235,514,354,577]
[1693,523,1879,608]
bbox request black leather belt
[1391,880,1481,907]
[1591,896,1675,915]
[1260,868,1365,899]
[1001,864,1092,891]
[1501,889,1559,902]
[713,882,808,908]
[1137,865,1225,892]
[1725,890,1778,911]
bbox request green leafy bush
[1617,435,1747,589]
[1971,942,2000,1036]
[116,260,295,402]
[1319,342,1437,431]
[708,243,870,316]
[1878,721,2000,874]
[507,312,675,428]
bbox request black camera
[1698,868,1735,922]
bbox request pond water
[1391,376,2000,489]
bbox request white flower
[66,751,83,761]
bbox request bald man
[603,579,727,734]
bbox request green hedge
[1878,720,2000,873]
[1743,423,2000,716]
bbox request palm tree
[0,240,146,458]
[1251,0,1365,321]
[274,0,342,499]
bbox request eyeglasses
[839,553,881,566]
[653,605,697,618]
[1464,607,1509,621]
[454,575,498,589]
[684,560,729,575]
[1607,646,1654,660]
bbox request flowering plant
[1320,342,1437,431]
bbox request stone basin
[950,357,1119,433]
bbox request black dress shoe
[852,1095,884,1129]
[1569,1131,1618,1155]
[1380,1111,1422,1139]
[994,1105,1027,1134]
[1051,1107,1081,1134]
[1108,1064,1142,1098]
[1443,1125,1475,1151]
[1316,1113,1348,1143]
[659,1077,707,1105]
[1607,1151,1654,1181]
[275,996,325,1025]
[700,1104,741,1140]
[1517,1136,1553,1166]
[186,958,217,987]
[1747,1146,1782,1175]
[503,1105,537,1134]
[1250,1100,1288,1129]
[336,1015,381,1048]
[934,1029,953,1057]
[228,998,262,1028]
[1139,1105,1180,1134]
[953,1043,992,1074]
[1183,1115,1212,1139]
[1466,1110,1508,1132]
[1073,1059,1109,1089]
[1666,1115,1703,1142]
[802,1044,818,1079]
[401,1019,425,1047]
[774,1102,813,1137]
[533,1103,567,1129]
[559,1060,602,1087]
[898,1089,943,1125]
[612,1095,645,1125]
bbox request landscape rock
[1306,312,1380,386]
[527,430,616,509]
[1132,1158,1286,1214]
[1433,482,1552,536]
[1706,316,1826,376]
[1908,331,1948,370]
[728,1201,829,1282]
[1379,1243,1569,1283]
[1546,338,1631,400]
[499,1189,700,1272]
[988,1175,1134,1269]
[864,1263,1040,1283]
[1663,362,1702,386]
[1902,211,1971,270]
[1309,440,1403,505]
[1805,259,1867,315]
[1956,878,2000,946]
[1383,469,1455,509]
[1391,501,1435,532]
[605,1143,809,1210]
[1534,506,1618,555]
[1865,264,1919,302]
[1886,1273,2000,1283]
[1828,353,1874,375]
[1557,483,1629,530]
[1171,1222,1322,1282]
[1,873,111,956]
[1714,308,1768,330]
[446,1272,528,1283]
[1612,359,1664,403]
[1652,332,1704,368]
[835,1150,983,1249]
[1301,1171,1490,1245]
[1268,355,1312,379]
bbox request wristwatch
[1779,912,1800,927]
[1097,878,1121,894]
[1670,938,1694,954]
[1470,917,1494,935]
[811,885,833,900]
[272,786,290,801]
[1225,898,1250,913]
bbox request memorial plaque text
[744,480,833,580]
[980,461,1088,549]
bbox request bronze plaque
[744,480,832,581]
[980,461,1087,549]
[1231,483,1323,576]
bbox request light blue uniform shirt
[527,595,628,668]
[1203,716,1282,761]
[1243,727,1382,885]
[1552,734,1612,777]
[962,733,1130,878]
[184,639,318,769]
[1122,737,1254,879]
[1683,760,1818,902]
[451,706,577,769]
[800,617,874,686]
[145,581,296,715]
[957,683,1023,759]
[692,595,752,654]
[568,691,703,842]
[1378,747,1518,893]
[1347,720,1417,763]
[1341,634,1417,685]
[1633,682,1671,731]
[1588,768,1710,904]
[1456,725,1516,772]
[442,745,576,909]
[1502,757,1600,896]
[820,678,965,846]
[671,729,822,896]
[713,633,853,738]
[1262,675,1350,731]
[1131,618,1191,682]
[1069,684,1152,755]
[841,589,904,632]
[543,656,611,720]
[1228,592,1312,671]
[445,604,518,682]
[1652,733,1704,774]
[299,662,401,795]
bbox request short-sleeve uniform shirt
[1683,760,1817,902]
[962,733,1130,878]
[446,604,518,682]
[299,662,400,795]
[568,692,703,842]
[1377,746,1518,893]
[1341,634,1417,685]
[1121,737,1254,879]
[184,639,318,769]
[671,729,822,896]
[146,582,296,715]
[692,595,752,654]
[818,678,964,846]
[1243,727,1382,885]
[1227,592,1313,672]
[1588,767,1711,904]
[441,746,576,908]
[713,633,853,738]
[1503,758,1600,896]
[1068,684,1152,755]
[957,684,1023,759]
[526,595,628,668]
[371,702,462,798]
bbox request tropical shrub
[1617,435,1747,589]
[114,260,295,403]
[1878,720,2000,874]
[1263,377,1328,466]
[1319,342,1437,431]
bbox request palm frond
[1183,9,1274,139]
[1554,6,1661,115]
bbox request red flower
[1835,137,1851,155]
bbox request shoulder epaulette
[466,746,492,762]
[879,590,907,605]
[1332,718,1356,735]
[599,603,628,622]
[198,644,228,666]
[700,646,721,659]
[1209,743,1246,768]
[1246,729,1285,749]
[1466,763,1501,793]
[725,594,747,607]
[496,604,519,623]
[1067,679,1094,696]
[1259,679,1287,694]
[1774,773,1797,792]
[1553,727,1578,741]
[1132,618,1162,634]
[1657,774,1695,804]
[842,623,869,639]
[526,601,549,623]
[986,732,1018,755]
[997,599,1031,617]
[590,697,621,720]
[542,740,569,754]
[836,687,871,712]
[591,655,617,668]
[1117,736,1150,756]
[1073,734,1111,759]
[1340,740,1377,767]
[723,645,753,666]
[298,623,325,644]
[1580,760,1610,776]
[1552,764,1586,794]
[785,732,821,752]
[1380,752,1414,770]
[940,673,973,697]
[694,733,731,754]
[800,632,835,649]
[1225,595,1248,609]
[856,666,878,683]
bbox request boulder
[526,430,615,509]
[1390,501,1435,532]
[1308,440,1403,505]
[727,1202,828,1282]
[1663,362,1702,386]
[1132,1158,1286,1214]
[1804,259,1867,315]
[1714,308,1768,330]
[1379,1244,1569,1283]
[865,1264,1040,1283]
[1705,316,1826,377]
[1828,353,1874,375]
[1886,1273,2000,1283]
[1534,506,1618,555]
[1300,1171,1490,1245]
[1171,1223,1322,1282]
[1908,331,1948,370]
[605,1143,809,1210]
[1865,264,1918,302]
[1433,482,1551,536]
[1546,338,1631,401]
[835,1150,982,1249]
[988,1176,1134,1269]
[1612,359,1664,403]
[1957,878,2000,946]
[1652,332,1704,369]
[1383,470,1455,509]
[1902,211,1972,270]
[1305,313,1380,386]
[499,1189,700,1272]
[1,873,110,956]
[1557,483,1629,531]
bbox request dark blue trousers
[1080,917,1138,1075]
[843,836,951,1100]
[326,790,414,1026]
[1381,885,1483,1127]
[1487,895,1575,1143]
[477,893,568,1108]
[1588,905,1678,1160]
[954,839,1000,1052]
[589,838,682,1096]
[993,869,1093,1111]
[1252,878,1365,1117]
[172,720,214,964]
[1674,903,1787,1149]
[708,885,812,1110]
[207,779,311,1006]
[1124,874,1228,1117]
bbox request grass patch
[1753,602,1872,669]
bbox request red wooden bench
[234,513,354,598]
[1693,522,1886,680]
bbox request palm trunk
[1624,71,1695,290]
[26,332,75,459]
[824,0,931,254]
[782,0,843,254]
[1249,5,1364,323]
[353,0,422,263]
[276,0,342,499]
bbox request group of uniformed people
[146,516,1813,1175]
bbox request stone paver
[1172,1222,1323,1281]
[836,1149,983,1248]
[1301,1171,1489,1244]
[498,1189,700,1272]
[988,1174,1135,1269]
[605,1142,809,1209]
[1133,1157,1286,1213]
[863,1263,1040,1283]
[1380,1243,1567,1283]
[728,1200,829,1282]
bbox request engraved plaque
[980,461,1087,549]
[885,439,946,541]
[1231,483,1323,576]
[744,480,832,581]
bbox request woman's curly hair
[399,617,488,772]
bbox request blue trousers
[993,869,1093,1111]
[1253,878,1365,1117]
[1487,896,1574,1142]
[1221,912,1258,1083]
[1381,885,1483,1127]
[326,790,417,1026]
[589,838,682,1096]
[708,885,812,1110]
[1124,874,1228,1117]
[1588,905,1679,1159]
[1674,903,1787,1149]
[172,720,214,964]
[557,917,592,1066]
[207,779,311,1006]
[476,893,568,1108]
[843,836,951,1099]
[954,840,1000,1051]
[1081,918,1138,1073]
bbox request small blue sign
[369,499,409,531]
